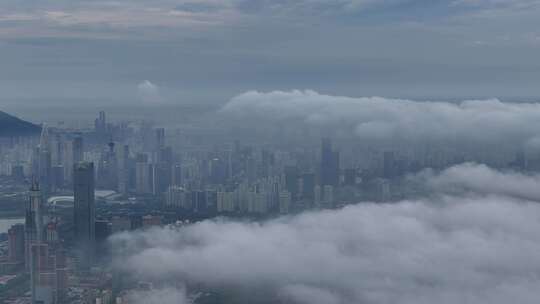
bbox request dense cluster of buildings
[1,110,538,303]
[0,122,102,303]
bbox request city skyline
[1,1,540,304]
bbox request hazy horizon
[2,0,540,112]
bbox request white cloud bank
[124,288,191,304]
[137,80,162,104]
[112,193,540,304]
[415,162,540,201]
[220,90,540,145]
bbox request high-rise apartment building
[8,223,25,263]
[320,138,340,187]
[73,162,95,271]
[25,181,44,269]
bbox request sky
[1,0,540,112]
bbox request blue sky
[1,0,540,108]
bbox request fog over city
[113,199,540,304]
[111,165,540,304]
[1,1,540,304]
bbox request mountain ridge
[0,110,41,137]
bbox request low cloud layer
[112,193,540,303]
[414,163,540,201]
[137,80,162,104]
[220,90,540,146]
[124,288,191,304]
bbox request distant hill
[0,111,41,137]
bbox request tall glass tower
[73,162,95,271]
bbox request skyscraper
[118,144,130,194]
[24,182,54,304]
[172,164,182,186]
[72,136,84,163]
[383,151,395,179]
[301,173,316,200]
[284,166,299,200]
[95,111,107,134]
[8,223,25,263]
[65,135,84,184]
[155,127,165,150]
[51,165,64,192]
[25,181,44,269]
[30,243,54,304]
[98,141,118,189]
[38,125,52,197]
[136,157,152,194]
[152,163,172,196]
[279,191,291,214]
[73,162,95,271]
[52,134,64,166]
[320,138,340,187]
